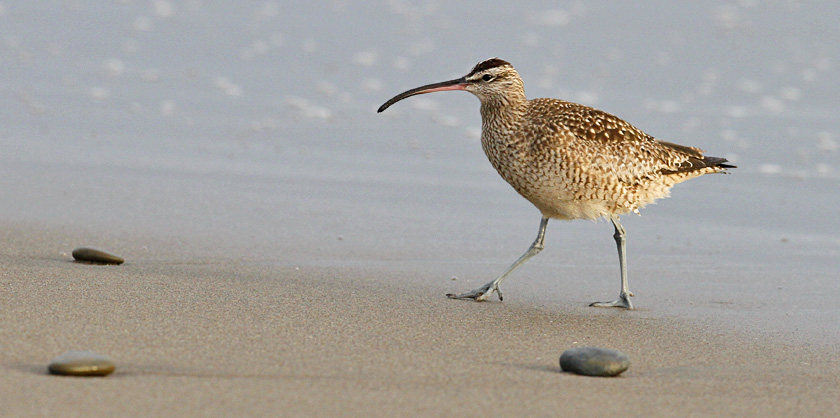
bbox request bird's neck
[480,93,528,139]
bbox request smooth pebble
[559,346,630,377]
[48,351,116,377]
[72,247,124,264]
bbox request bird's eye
[482,74,493,82]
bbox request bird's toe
[590,293,633,309]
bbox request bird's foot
[590,292,633,309]
[446,281,503,302]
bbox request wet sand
[2,222,838,417]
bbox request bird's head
[377,58,524,113]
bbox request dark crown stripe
[468,58,512,75]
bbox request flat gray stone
[72,247,124,264]
[559,346,630,377]
[48,351,116,377]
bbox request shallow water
[2,1,838,346]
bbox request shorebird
[377,58,734,309]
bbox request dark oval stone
[48,351,116,376]
[72,247,124,264]
[559,346,630,377]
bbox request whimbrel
[377,58,734,309]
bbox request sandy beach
[3,1,840,417]
[1,220,838,417]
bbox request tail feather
[656,139,735,174]
[663,155,735,175]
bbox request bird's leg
[447,217,549,302]
[590,215,634,309]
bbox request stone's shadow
[8,362,350,381]
[506,362,561,374]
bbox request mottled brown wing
[525,99,697,184]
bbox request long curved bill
[377,77,468,113]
